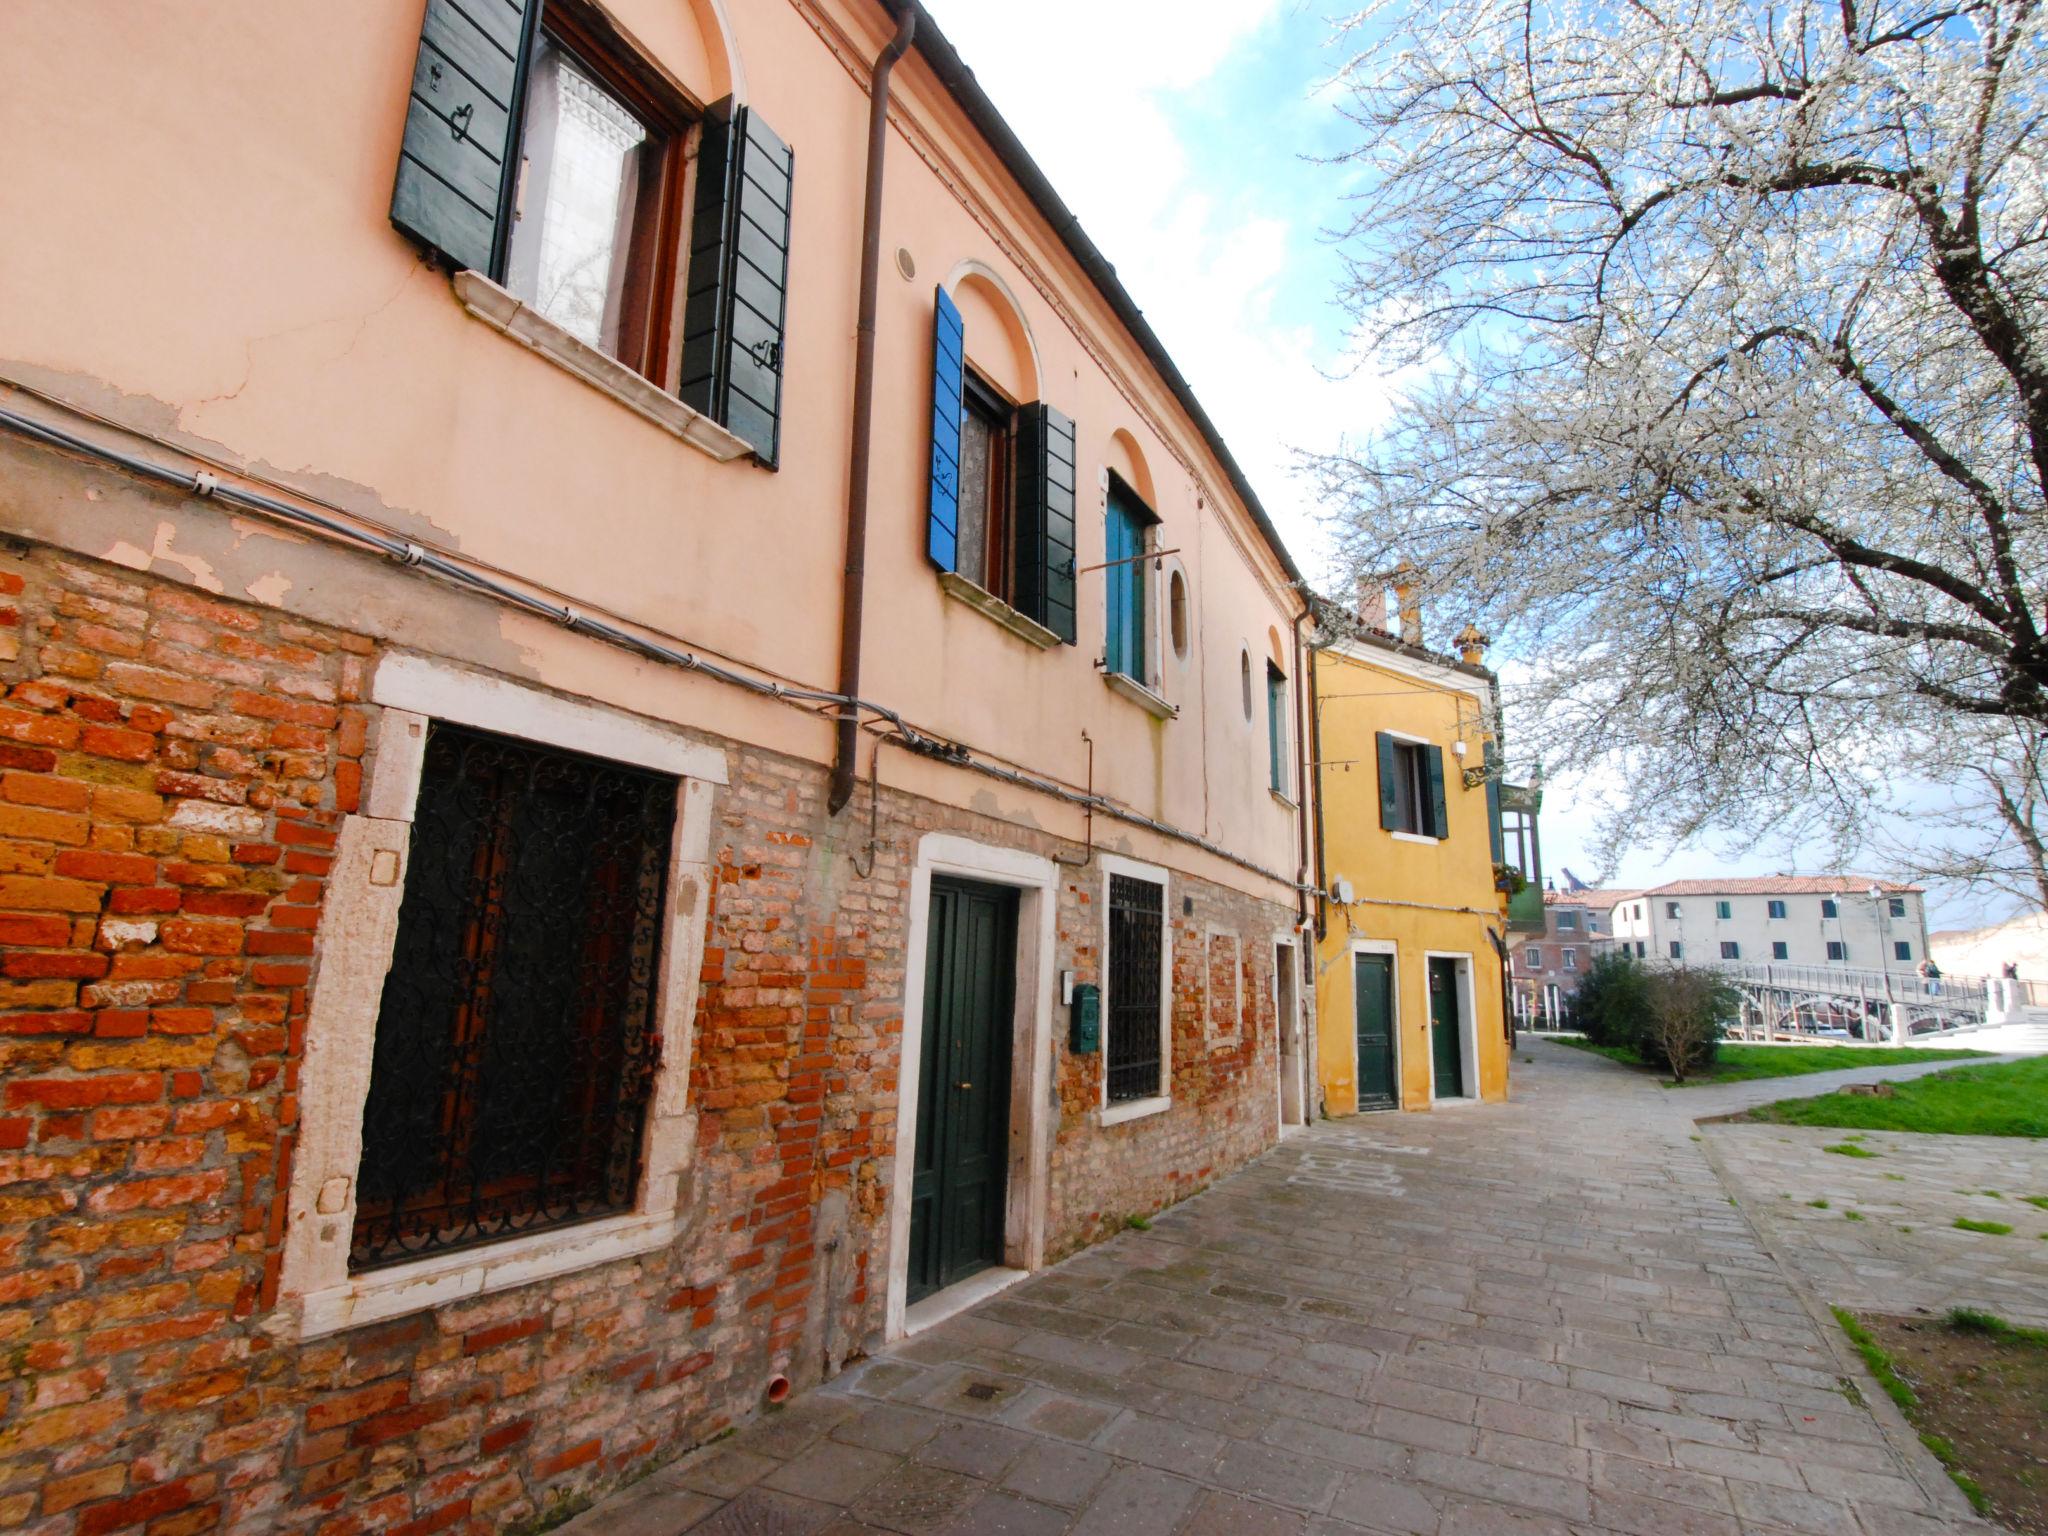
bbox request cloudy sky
[916,0,2014,933]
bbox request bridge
[1516,958,2037,1045]
[1711,959,1989,1043]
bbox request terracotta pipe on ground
[830,4,919,816]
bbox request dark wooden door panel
[1428,957,1464,1097]
[1352,953,1397,1109]
[908,879,1017,1303]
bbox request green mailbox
[1070,983,1100,1054]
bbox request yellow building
[1311,614,1515,1111]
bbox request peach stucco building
[0,0,1320,1529]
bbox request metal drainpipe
[1291,608,1313,934]
[1306,620,1331,942]
[830,3,919,816]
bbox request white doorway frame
[1423,950,1480,1102]
[1274,935,1306,1133]
[887,834,1058,1341]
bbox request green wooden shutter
[1484,740,1504,864]
[1427,745,1449,839]
[1015,405,1078,644]
[389,0,535,274]
[927,286,964,571]
[677,98,794,467]
[1376,732,1399,830]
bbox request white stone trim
[1103,670,1176,720]
[1347,938,1401,1111]
[1390,830,1441,846]
[1273,933,1307,1132]
[938,572,1059,649]
[372,653,729,786]
[887,835,1060,1343]
[452,272,752,464]
[1099,854,1172,1122]
[1423,950,1480,1103]
[1099,1093,1170,1127]
[270,666,721,1339]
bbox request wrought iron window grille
[1106,874,1164,1103]
[350,721,676,1272]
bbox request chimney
[1454,623,1488,667]
[1355,575,1389,634]
[1392,560,1422,646]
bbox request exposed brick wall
[0,547,1288,1535]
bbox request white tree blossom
[1311,0,2047,879]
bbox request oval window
[1240,649,1254,721]
[1169,570,1189,659]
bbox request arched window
[1168,570,1189,659]
[1240,649,1254,721]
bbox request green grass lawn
[1551,1036,1986,1086]
[1744,1056,2048,1138]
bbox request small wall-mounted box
[1070,983,1101,1054]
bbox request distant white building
[1608,877,1931,977]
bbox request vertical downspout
[1290,609,1313,932]
[830,4,919,815]
[1307,628,1329,943]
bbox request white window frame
[272,655,726,1340]
[1382,728,1442,844]
[1556,911,1579,931]
[1099,853,1172,1126]
[1561,947,1578,971]
[1524,946,1542,970]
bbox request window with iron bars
[1106,873,1164,1103]
[350,721,676,1271]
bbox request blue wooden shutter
[927,286,964,571]
[1376,732,1399,830]
[678,98,794,467]
[1015,405,1077,644]
[1426,745,1449,839]
[390,0,535,274]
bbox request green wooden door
[1428,957,1464,1097]
[908,879,1017,1303]
[1352,953,1397,1109]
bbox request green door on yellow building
[1352,953,1397,1109]
[1428,957,1464,1097]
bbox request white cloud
[921,0,1389,581]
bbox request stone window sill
[452,271,752,464]
[271,1208,683,1341]
[1100,1094,1171,1127]
[1390,830,1441,846]
[939,572,1059,649]
[1103,671,1176,720]
[1270,788,1296,810]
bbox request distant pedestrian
[1917,958,1942,996]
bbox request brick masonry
[0,545,1290,1534]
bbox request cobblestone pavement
[571,1040,1982,1535]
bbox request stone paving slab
[567,1041,1984,1535]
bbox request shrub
[1640,966,1734,1081]
[1574,951,1654,1048]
